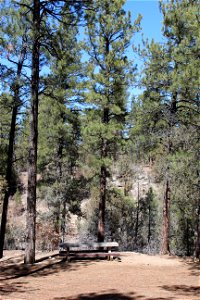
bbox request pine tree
[160,0,199,256]
[13,0,86,264]
[0,0,28,258]
[84,0,141,241]
[133,0,199,255]
[36,6,85,244]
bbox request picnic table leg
[66,247,70,261]
[108,247,113,261]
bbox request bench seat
[59,250,120,259]
[59,241,119,260]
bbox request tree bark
[194,205,200,260]
[160,94,176,255]
[0,45,26,258]
[55,137,63,237]
[24,0,40,265]
[134,181,140,246]
[160,179,170,254]
[97,165,107,242]
[194,228,200,260]
[97,30,110,242]
[97,107,109,242]
[148,194,151,244]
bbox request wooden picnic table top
[59,241,119,249]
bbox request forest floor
[0,250,199,300]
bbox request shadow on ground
[0,281,26,295]
[54,292,135,300]
[164,255,200,277]
[0,254,94,280]
[161,284,200,297]
[185,260,200,277]
[1,253,199,300]
[0,253,25,264]
[53,290,173,300]
[0,280,39,297]
[0,255,98,297]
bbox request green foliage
[83,0,140,176]
[0,94,12,175]
[81,184,159,252]
[1,0,199,257]
[130,0,200,255]
[82,0,141,240]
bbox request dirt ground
[0,250,199,300]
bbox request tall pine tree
[0,0,28,258]
[84,0,141,241]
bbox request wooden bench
[59,241,119,261]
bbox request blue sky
[0,1,164,97]
[123,0,164,98]
[124,0,164,62]
[125,0,164,43]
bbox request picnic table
[59,241,119,260]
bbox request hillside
[4,164,161,252]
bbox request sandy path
[0,251,199,300]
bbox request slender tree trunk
[97,30,110,242]
[194,228,200,260]
[0,106,18,258]
[186,219,190,256]
[194,205,200,260]
[97,107,109,242]
[160,92,177,255]
[98,165,107,242]
[61,201,66,243]
[24,0,40,264]
[147,181,152,245]
[0,46,26,258]
[148,196,151,244]
[134,181,140,246]
[124,175,129,196]
[55,138,63,237]
[160,179,170,254]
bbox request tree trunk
[160,92,177,255]
[194,228,200,260]
[124,177,129,196]
[160,179,170,254]
[0,46,26,258]
[194,205,200,260]
[55,138,63,237]
[134,181,140,246]
[97,107,109,242]
[148,196,151,244]
[98,165,107,242]
[186,219,190,256]
[61,201,66,243]
[24,0,40,265]
[0,105,18,258]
